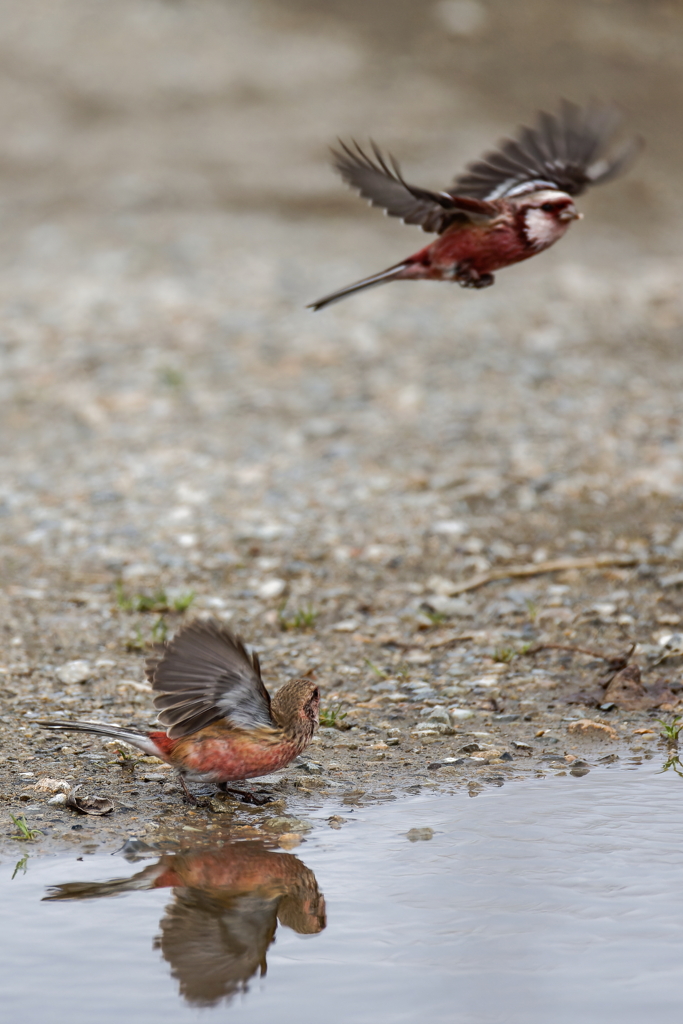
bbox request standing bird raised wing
[148,619,274,739]
[452,100,642,200]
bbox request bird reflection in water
[43,841,326,1006]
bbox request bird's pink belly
[169,735,301,783]
[415,226,531,277]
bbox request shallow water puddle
[2,761,683,1024]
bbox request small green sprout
[151,616,168,645]
[109,746,140,768]
[658,754,683,777]
[421,609,446,626]
[11,854,29,878]
[125,626,146,651]
[656,714,683,744]
[115,581,134,611]
[9,814,44,842]
[158,366,184,389]
[319,703,348,729]
[116,583,195,615]
[525,600,539,622]
[279,605,318,631]
[364,658,389,678]
[125,615,169,651]
[493,647,516,664]
[170,591,196,612]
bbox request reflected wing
[156,890,278,1007]
[148,619,273,739]
[333,140,498,233]
[453,100,641,200]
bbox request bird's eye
[541,202,555,213]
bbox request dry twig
[446,553,638,596]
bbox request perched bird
[39,619,320,802]
[44,841,326,1007]
[308,100,640,310]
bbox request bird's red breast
[150,844,317,894]
[400,212,537,281]
[148,721,304,783]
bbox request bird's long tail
[307,261,410,311]
[44,863,166,902]
[38,719,164,758]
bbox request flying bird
[308,101,640,310]
[39,619,320,802]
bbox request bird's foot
[217,784,274,806]
[455,263,494,289]
[178,775,198,804]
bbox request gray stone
[263,816,313,833]
[427,706,451,725]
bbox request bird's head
[515,189,582,251]
[270,679,320,739]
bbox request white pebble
[56,660,91,684]
[258,578,286,599]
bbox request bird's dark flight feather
[147,619,274,739]
[452,100,641,200]
[332,139,497,234]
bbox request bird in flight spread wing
[309,101,641,310]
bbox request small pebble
[458,743,481,754]
[257,578,286,600]
[406,827,434,842]
[56,661,91,685]
[278,833,302,850]
[449,708,475,720]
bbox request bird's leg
[454,261,494,289]
[217,783,273,806]
[178,774,198,805]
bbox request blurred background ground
[1,1,683,841]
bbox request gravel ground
[1,0,683,855]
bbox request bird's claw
[217,785,274,806]
[456,265,494,289]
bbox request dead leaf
[603,666,650,711]
[65,786,113,816]
[603,666,677,710]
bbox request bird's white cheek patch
[524,209,566,250]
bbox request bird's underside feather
[147,619,274,739]
[332,140,497,234]
[452,99,641,200]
